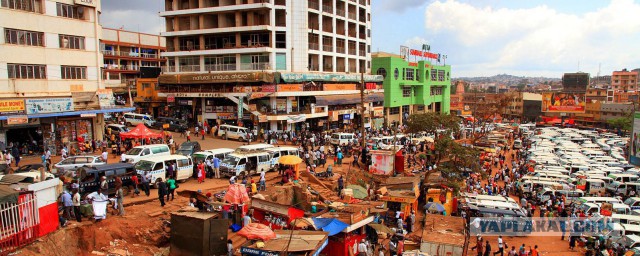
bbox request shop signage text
[280,72,383,83]
[75,0,96,7]
[7,116,28,125]
[277,84,303,92]
[240,247,279,256]
[25,98,74,115]
[379,195,416,204]
[172,93,223,98]
[80,113,97,117]
[323,84,356,91]
[0,99,25,114]
[159,72,274,84]
[409,49,439,59]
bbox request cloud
[100,10,165,34]
[404,36,430,49]
[424,0,640,77]
[379,0,430,13]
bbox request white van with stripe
[220,151,273,177]
[134,154,193,184]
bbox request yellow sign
[379,195,416,204]
[0,99,25,113]
[277,84,303,92]
[323,84,356,91]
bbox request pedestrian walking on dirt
[141,171,151,196]
[157,178,167,207]
[72,189,82,222]
[166,176,176,201]
[115,183,125,216]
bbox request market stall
[278,155,302,180]
[251,198,304,230]
[240,230,329,256]
[119,123,163,139]
[378,189,419,221]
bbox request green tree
[405,112,461,136]
[607,116,632,131]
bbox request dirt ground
[13,129,586,255]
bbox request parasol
[346,185,368,199]
[237,223,276,241]
[119,123,163,139]
[224,184,250,204]
[278,155,303,165]
[424,202,445,213]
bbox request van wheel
[126,122,132,127]
[240,171,246,177]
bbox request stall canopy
[119,123,163,139]
[315,93,384,106]
[312,218,348,236]
[224,184,250,204]
[237,223,277,241]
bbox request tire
[126,122,132,127]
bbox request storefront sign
[262,84,276,92]
[25,98,74,114]
[158,72,274,84]
[286,114,307,124]
[277,84,303,92]
[240,247,279,256]
[97,89,116,108]
[80,113,97,117]
[0,99,25,115]
[258,115,267,123]
[409,49,439,59]
[335,109,357,115]
[216,113,237,120]
[250,92,270,99]
[173,93,224,98]
[74,0,96,7]
[167,95,175,103]
[373,107,384,117]
[6,116,28,125]
[323,84,356,91]
[280,72,383,83]
[379,195,416,204]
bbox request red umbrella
[224,184,250,204]
[237,223,276,241]
[119,123,163,139]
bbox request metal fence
[0,192,40,255]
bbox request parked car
[0,164,55,182]
[76,163,136,196]
[176,141,202,158]
[53,156,106,175]
[106,124,129,135]
[153,117,188,132]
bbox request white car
[54,156,105,174]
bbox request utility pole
[360,72,366,149]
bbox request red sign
[409,49,439,59]
[408,62,418,67]
[167,95,175,103]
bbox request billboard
[541,92,586,113]
[630,112,640,166]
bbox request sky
[100,0,640,78]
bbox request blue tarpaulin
[312,218,348,236]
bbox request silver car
[54,156,105,175]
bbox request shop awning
[0,107,135,120]
[279,72,383,83]
[315,93,384,106]
[312,218,348,236]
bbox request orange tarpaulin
[224,184,250,204]
[237,223,277,241]
[119,123,163,139]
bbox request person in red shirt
[197,161,206,183]
[130,174,140,197]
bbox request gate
[0,192,40,255]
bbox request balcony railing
[348,13,356,20]
[309,43,319,50]
[359,0,365,5]
[348,48,356,55]
[179,65,201,72]
[322,44,333,51]
[162,66,176,73]
[104,65,139,71]
[336,65,345,72]
[323,65,333,71]
[322,4,333,13]
[309,65,319,71]
[336,9,345,16]
[102,50,159,59]
[336,46,345,54]
[240,63,269,71]
[205,64,236,71]
[359,50,366,56]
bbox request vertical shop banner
[630,112,640,166]
[0,99,25,115]
[25,98,74,114]
[97,89,116,108]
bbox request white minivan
[220,151,273,177]
[135,154,194,183]
[124,113,156,127]
[123,144,171,163]
[218,124,251,141]
[330,133,355,146]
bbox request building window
[405,68,414,80]
[431,69,437,80]
[56,3,83,19]
[4,28,44,46]
[393,68,399,80]
[389,107,400,115]
[1,0,39,12]
[431,87,443,96]
[402,105,410,114]
[61,66,86,79]
[416,71,420,81]
[59,34,85,49]
[7,63,46,79]
[425,70,429,80]
[376,68,387,79]
[417,105,425,111]
[438,70,445,81]
[402,87,411,97]
[141,83,150,89]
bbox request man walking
[115,182,125,216]
[141,171,151,196]
[61,190,74,220]
[493,235,504,256]
[259,171,266,191]
[213,156,221,179]
[157,178,167,207]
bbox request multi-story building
[504,92,542,123]
[371,51,451,125]
[157,0,382,131]
[101,28,166,96]
[0,0,132,152]
[611,69,638,92]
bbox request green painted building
[371,52,451,125]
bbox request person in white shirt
[229,176,236,184]
[120,153,127,163]
[494,235,504,255]
[101,150,108,164]
[357,239,368,256]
